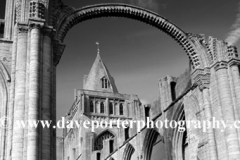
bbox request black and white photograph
[1,0,240,160]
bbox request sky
[1,0,240,159]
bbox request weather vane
[96,42,100,54]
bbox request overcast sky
[1,0,240,159]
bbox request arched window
[109,140,114,153]
[125,127,129,140]
[94,130,115,150]
[101,77,108,88]
[170,81,176,101]
[119,103,124,115]
[145,106,150,121]
[109,103,113,114]
[100,102,104,113]
[97,153,101,160]
[90,100,94,113]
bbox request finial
[96,42,100,54]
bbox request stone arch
[142,129,162,160]
[0,62,9,118]
[122,143,135,160]
[0,62,9,160]
[55,3,207,69]
[181,94,201,160]
[171,104,186,160]
[94,130,115,150]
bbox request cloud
[225,2,240,45]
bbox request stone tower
[62,53,143,160]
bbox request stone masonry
[0,0,240,160]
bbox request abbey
[1,0,240,160]
[61,52,143,160]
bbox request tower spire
[83,43,118,93]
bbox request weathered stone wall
[175,68,192,97]
[56,137,64,160]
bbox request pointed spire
[83,43,118,93]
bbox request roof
[83,53,118,93]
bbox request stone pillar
[27,23,42,160]
[6,24,18,160]
[202,88,218,160]
[192,68,218,160]
[85,133,94,160]
[125,101,129,117]
[215,62,240,159]
[11,23,28,160]
[41,27,53,160]
[82,95,85,113]
[4,0,15,39]
[106,98,109,116]
[229,61,240,118]
[51,66,57,160]
[23,25,30,160]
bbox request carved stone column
[51,40,65,160]
[51,65,57,160]
[229,60,240,117]
[202,89,218,160]
[4,0,15,39]
[106,98,109,116]
[6,24,18,160]
[192,68,218,160]
[27,22,42,160]
[11,23,28,160]
[214,61,240,159]
[41,26,54,160]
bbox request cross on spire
[96,42,100,54]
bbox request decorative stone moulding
[54,4,206,69]
[192,68,210,90]
[53,40,66,66]
[214,61,228,71]
[29,1,45,19]
[18,23,29,33]
[227,46,238,60]
[229,59,240,67]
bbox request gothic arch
[55,3,208,69]
[142,129,161,160]
[171,104,186,160]
[0,62,10,82]
[94,130,115,150]
[0,62,9,159]
[122,143,135,160]
[0,62,9,120]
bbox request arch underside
[172,105,186,160]
[55,3,208,69]
[143,129,160,160]
[122,143,135,160]
[0,64,9,160]
[94,130,115,150]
